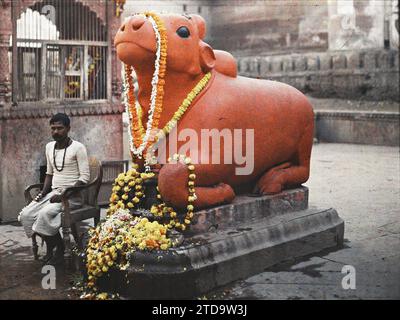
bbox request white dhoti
[19,188,81,238]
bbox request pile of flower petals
[83,208,171,296]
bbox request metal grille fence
[11,0,108,102]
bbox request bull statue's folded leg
[158,162,235,210]
[254,123,313,195]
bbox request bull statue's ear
[190,14,206,39]
[199,41,216,72]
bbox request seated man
[19,113,90,265]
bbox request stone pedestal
[99,187,344,299]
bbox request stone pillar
[328,0,385,50]
[0,1,12,108]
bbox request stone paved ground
[1,143,399,300]
[208,143,400,300]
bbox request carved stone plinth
[97,187,344,299]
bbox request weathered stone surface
[189,187,308,235]
[259,56,273,75]
[294,56,307,72]
[332,54,347,69]
[346,52,361,69]
[247,57,260,77]
[271,57,283,73]
[306,55,320,71]
[97,188,344,299]
[282,58,293,72]
[319,54,333,71]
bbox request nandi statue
[114,13,314,212]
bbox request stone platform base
[98,187,344,299]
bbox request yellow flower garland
[124,11,168,157]
[81,155,197,299]
[142,72,211,166]
[124,13,212,164]
[107,156,197,232]
[106,164,156,216]
[150,154,197,231]
[84,214,171,296]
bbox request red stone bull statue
[114,12,314,212]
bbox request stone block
[259,56,272,76]
[376,50,399,71]
[282,58,293,72]
[294,56,307,72]
[189,187,308,235]
[247,57,260,76]
[319,53,332,71]
[332,54,347,70]
[271,57,284,73]
[363,51,377,70]
[347,52,361,69]
[388,50,399,69]
[238,58,249,74]
[376,51,390,69]
[306,54,320,71]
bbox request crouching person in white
[19,113,90,265]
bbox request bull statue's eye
[176,26,190,38]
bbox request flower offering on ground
[81,208,171,299]
[80,11,209,299]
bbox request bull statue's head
[114,13,216,76]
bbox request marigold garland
[150,154,197,231]
[123,12,212,169]
[82,211,171,299]
[123,11,168,161]
[80,156,196,300]
[81,11,210,300]
[144,72,212,165]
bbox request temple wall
[123,0,399,101]
[237,49,399,100]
